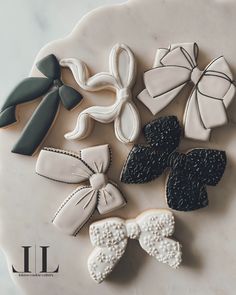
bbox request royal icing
[0,54,83,156]
[88,209,182,283]
[60,43,141,144]
[36,145,126,235]
[121,116,227,211]
[138,43,235,141]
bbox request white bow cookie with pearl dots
[60,43,141,144]
[36,145,126,236]
[88,210,182,283]
[138,42,235,141]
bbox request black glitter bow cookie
[120,116,227,211]
[0,54,83,156]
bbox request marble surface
[1,0,236,294]
[0,1,125,294]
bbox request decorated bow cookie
[121,116,227,211]
[0,54,83,156]
[138,43,235,141]
[36,144,126,235]
[60,43,141,144]
[88,209,182,283]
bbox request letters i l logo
[12,246,59,274]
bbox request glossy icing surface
[61,43,141,144]
[1,0,236,294]
[36,145,126,235]
[138,43,235,141]
[0,55,83,156]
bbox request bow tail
[138,65,190,115]
[64,103,120,140]
[97,183,126,215]
[12,89,61,155]
[196,90,229,130]
[88,240,128,283]
[52,187,97,236]
[140,233,182,269]
[183,90,211,141]
[167,170,209,211]
[155,238,182,268]
[0,77,52,128]
[114,101,141,143]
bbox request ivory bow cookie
[0,54,83,156]
[60,43,141,144]
[36,145,126,235]
[121,116,227,211]
[138,43,235,141]
[88,209,182,283]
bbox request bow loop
[109,43,137,89]
[160,45,196,69]
[90,219,127,248]
[36,145,126,235]
[167,43,199,68]
[36,148,93,183]
[197,57,234,100]
[81,144,111,174]
[88,210,182,283]
[36,54,61,80]
[166,149,227,211]
[144,116,181,152]
[185,149,227,186]
[137,210,175,239]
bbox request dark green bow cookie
[0,54,83,156]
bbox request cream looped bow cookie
[36,145,126,235]
[88,210,182,283]
[60,43,141,144]
[138,42,235,141]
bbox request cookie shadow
[107,239,148,285]
[206,123,236,216]
[174,215,203,270]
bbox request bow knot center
[53,79,63,88]
[168,152,186,170]
[190,67,203,85]
[90,173,108,190]
[126,221,141,239]
[117,88,132,103]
